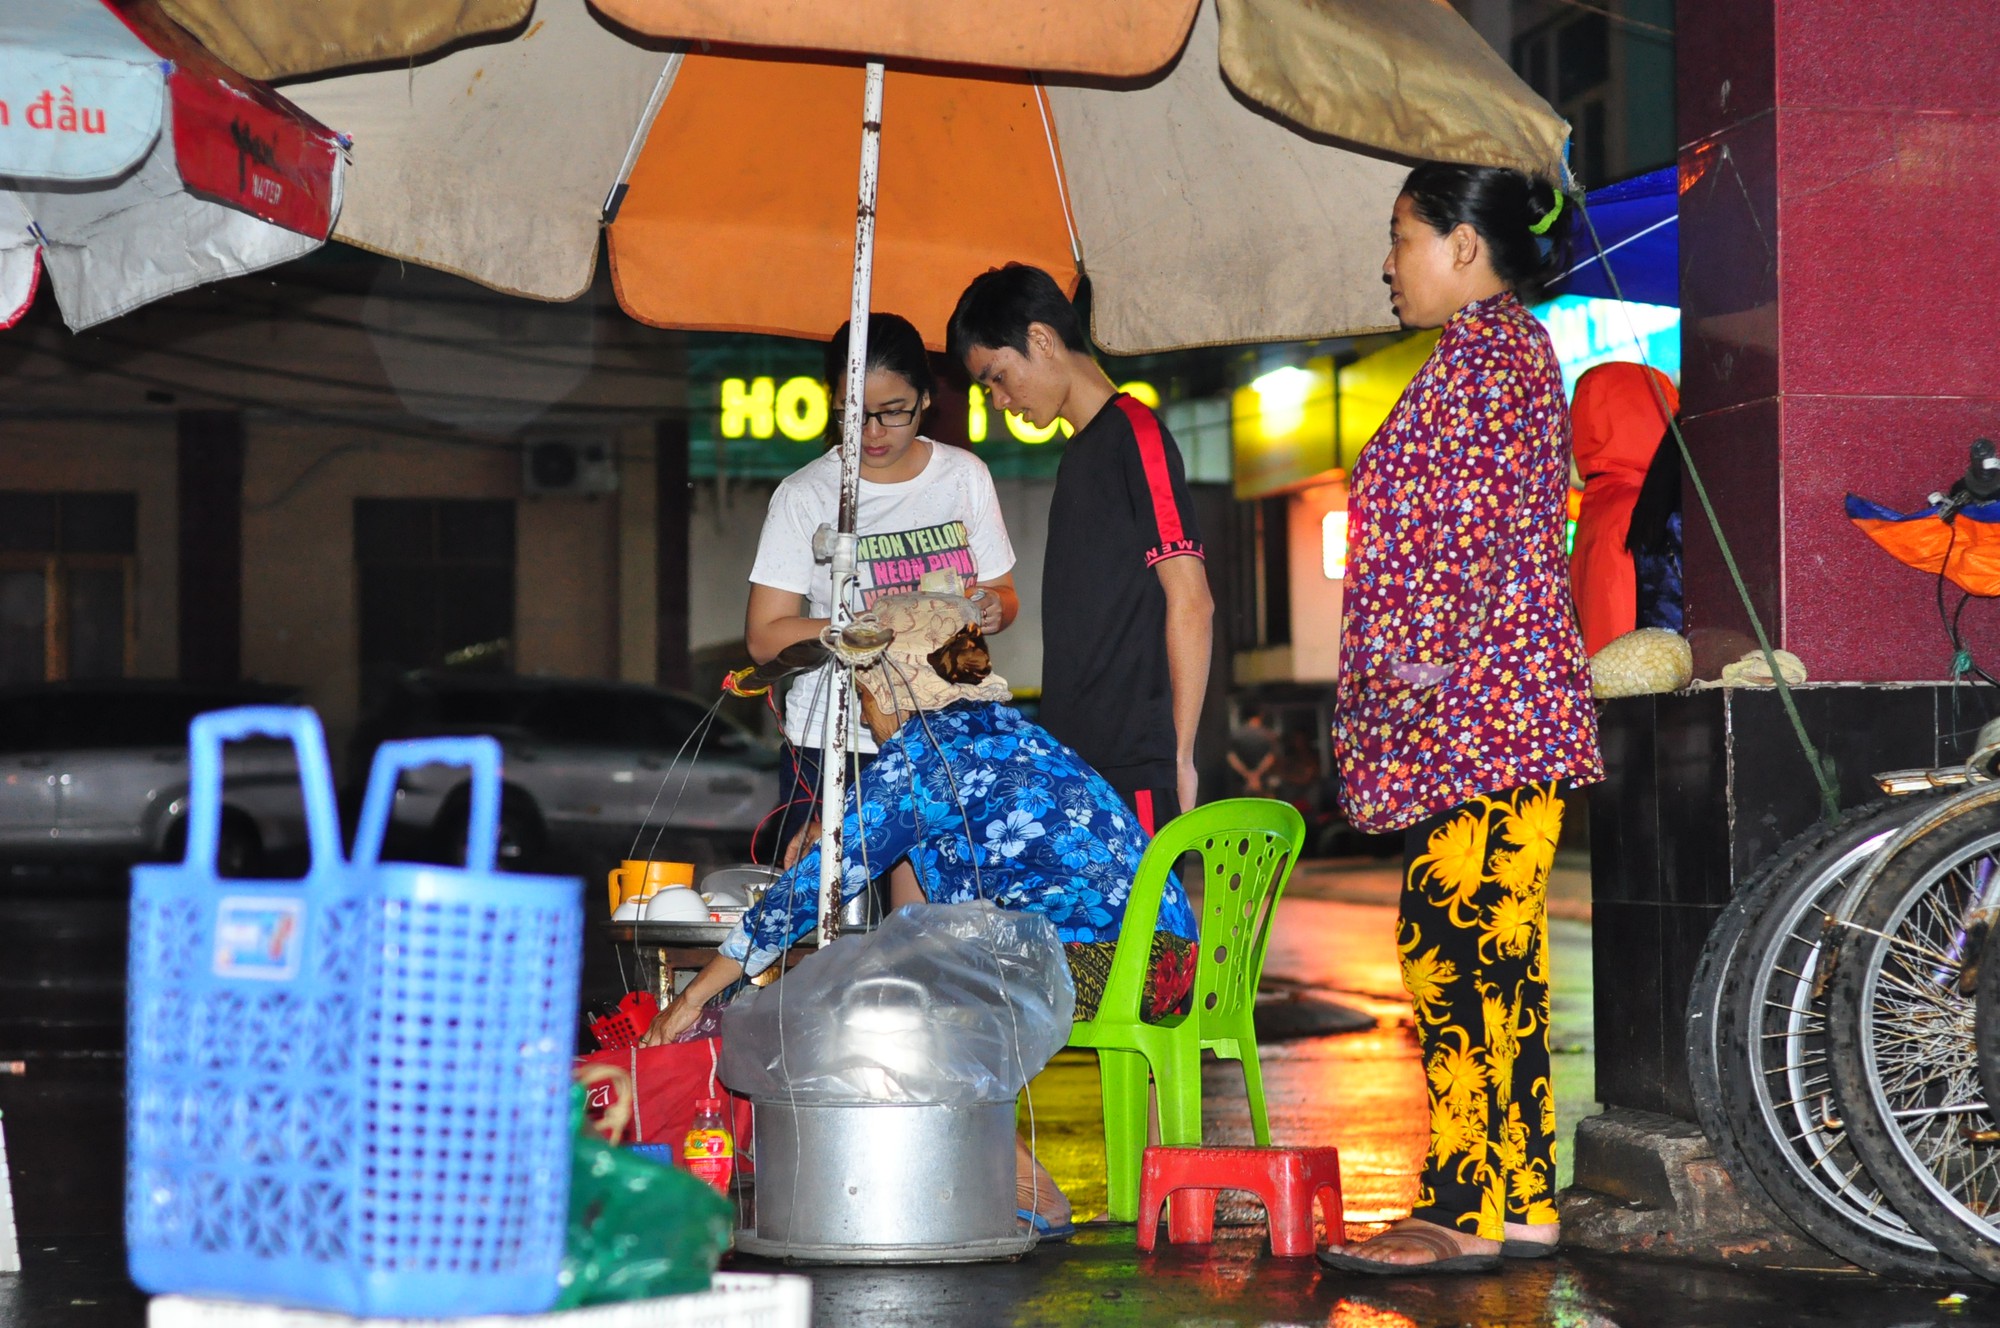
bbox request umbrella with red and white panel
[0,0,343,330]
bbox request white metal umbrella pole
[814,60,886,947]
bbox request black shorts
[1101,773,1180,837]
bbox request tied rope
[1573,201,1842,822]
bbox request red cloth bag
[575,1037,753,1159]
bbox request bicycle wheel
[1686,862,1763,1207]
[1713,797,1957,1278]
[1826,784,2000,1281]
[1978,918,2000,1128]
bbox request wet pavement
[789,1232,2000,1328]
[5,858,1997,1325]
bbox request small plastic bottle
[682,1097,735,1194]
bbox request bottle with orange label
[682,1097,735,1194]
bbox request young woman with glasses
[743,312,1020,895]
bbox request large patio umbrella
[0,0,344,330]
[607,0,1567,355]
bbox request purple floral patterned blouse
[1333,292,1603,833]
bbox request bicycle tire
[1713,797,1957,1279]
[1825,784,2000,1282]
[1977,915,2000,1133]
[1688,872,1768,1192]
[1685,838,1793,1223]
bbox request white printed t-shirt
[749,439,1015,750]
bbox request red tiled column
[1677,1,2000,680]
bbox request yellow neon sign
[720,377,775,440]
[967,386,989,443]
[722,375,1159,445]
[774,376,828,441]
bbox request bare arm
[1157,555,1214,811]
[639,953,745,1046]
[745,581,827,665]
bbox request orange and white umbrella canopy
[608,0,1569,353]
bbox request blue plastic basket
[127,712,583,1317]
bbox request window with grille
[0,491,137,685]
[354,499,516,709]
[1514,12,1611,186]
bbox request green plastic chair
[1068,797,1307,1221]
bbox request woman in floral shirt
[1322,164,1603,1277]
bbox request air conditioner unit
[522,438,618,496]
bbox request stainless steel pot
[737,1099,1032,1263]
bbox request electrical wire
[79,327,679,418]
[1934,517,2000,690]
[210,290,692,381]
[0,338,522,448]
[1543,0,1673,38]
[641,706,724,865]
[1574,199,1844,822]
[624,691,732,862]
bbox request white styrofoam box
[147,1276,811,1328]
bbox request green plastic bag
[556,1088,735,1308]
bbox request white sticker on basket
[213,897,306,981]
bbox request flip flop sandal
[1317,1221,1502,1275]
[1018,1209,1077,1243]
[1500,1237,1559,1259]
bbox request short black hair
[946,263,1087,365]
[823,311,934,403]
[1400,163,1573,294]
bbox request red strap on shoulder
[1115,396,1185,547]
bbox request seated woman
[642,591,1199,1233]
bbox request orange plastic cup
[608,859,697,913]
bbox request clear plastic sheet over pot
[718,902,1076,1105]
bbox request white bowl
[611,899,645,921]
[701,865,778,908]
[644,887,711,922]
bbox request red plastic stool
[1136,1145,1344,1257]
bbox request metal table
[603,919,817,1002]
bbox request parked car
[0,680,308,875]
[347,671,781,869]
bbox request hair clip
[927,623,993,684]
[1528,188,1566,236]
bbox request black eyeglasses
[830,406,920,430]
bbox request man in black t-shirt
[949,265,1214,832]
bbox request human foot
[1316,1218,1501,1275]
[1500,1220,1559,1258]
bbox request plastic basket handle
[353,736,503,873]
[185,706,345,874]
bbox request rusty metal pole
[815,61,885,946]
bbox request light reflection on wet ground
[797,1229,2000,1328]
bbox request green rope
[1573,204,1843,823]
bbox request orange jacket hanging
[1567,363,1679,655]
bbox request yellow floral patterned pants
[1398,782,1562,1241]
